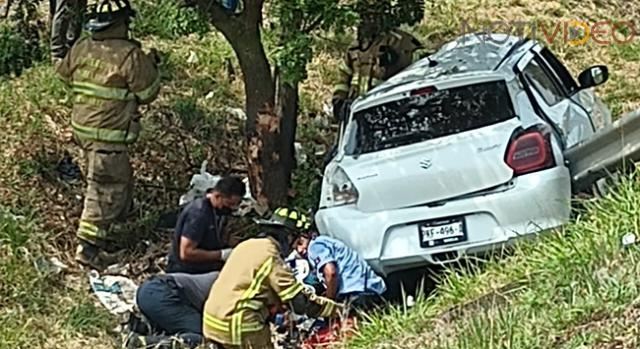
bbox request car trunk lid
[341,79,519,213]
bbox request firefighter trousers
[76,142,133,246]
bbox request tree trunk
[194,0,298,210]
[222,24,295,209]
[274,70,299,203]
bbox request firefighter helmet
[86,0,136,33]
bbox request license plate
[418,217,467,248]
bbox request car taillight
[505,129,555,176]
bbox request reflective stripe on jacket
[56,23,161,145]
[202,237,336,346]
[332,29,422,102]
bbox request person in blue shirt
[295,230,387,306]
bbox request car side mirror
[578,65,608,89]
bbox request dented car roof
[354,33,537,110]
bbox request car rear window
[344,80,516,155]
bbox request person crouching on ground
[125,271,220,348]
[166,175,246,274]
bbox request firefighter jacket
[56,22,161,146]
[332,29,422,104]
[203,236,340,346]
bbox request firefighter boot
[75,240,125,271]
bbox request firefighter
[331,9,423,123]
[56,0,161,270]
[325,5,423,167]
[202,208,342,349]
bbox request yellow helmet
[256,207,312,234]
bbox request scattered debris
[186,51,199,64]
[622,233,637,247]
[88,270,138,316]
[179,160,258,216]
[406,295,416,308]
[34,256,68,275]
[225,107,247,120]
[104,263,131,276]
[295,142,307,165]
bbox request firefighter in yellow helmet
[202,208,342,349]
[56,0,161,270]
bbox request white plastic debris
[179,161,256,216]
[186,51,199,64]
[622,233,637,246]
[294,142,307,165]
[49,257,68,273]
[406,295,415,308]
[225,107,247,120]
[35,256,68,275]
[88,270,138,316]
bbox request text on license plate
[419,218,466,247]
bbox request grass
[344,173,640,349]
[1,0,640,347]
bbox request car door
[535,46,612,131]
[515,48,595,149]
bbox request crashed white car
[315,33,612,276]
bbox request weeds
[344,172,640,349]
[133,0,210,39]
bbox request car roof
[353,33,537,110]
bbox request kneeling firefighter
[202,208,342,349]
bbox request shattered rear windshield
[344,80,516,155]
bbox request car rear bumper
[315,167,572,276]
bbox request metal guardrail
[565,109,640,193]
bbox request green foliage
[0,24,30,78]
[355,0,425,30]
[0,209,35,249]
[0,0,44,78]
[271,0,358,85]
[133,0,210,39]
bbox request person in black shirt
[166,175,246,274]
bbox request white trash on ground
[294,142,307,165]
[179,161,256,216]
[622,232,637,246]
[88,270,138,316]
[186,51,199,64]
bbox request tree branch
[302,15,324,33]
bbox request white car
[315,33,612,277]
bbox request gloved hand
[220,248,233,262]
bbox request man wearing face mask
[166,175,246,275]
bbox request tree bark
[274,69,299,203]
[194,0,294,209]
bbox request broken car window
[346,80,516,155]
[523,58,565,106]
